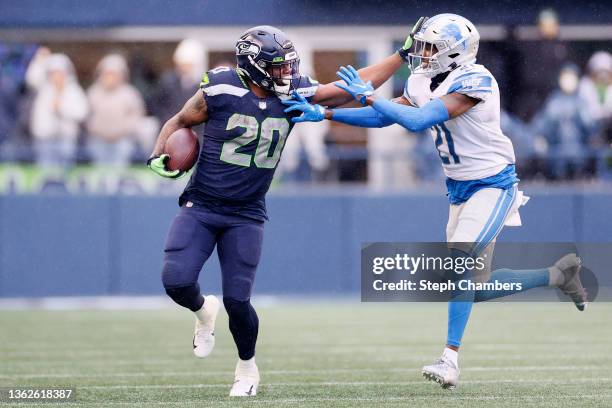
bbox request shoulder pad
[200,67,249,97]
[447,66,494,101]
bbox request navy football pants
[162,205,264,300]
[161,205,263,360]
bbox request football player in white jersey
[283,13,588,389]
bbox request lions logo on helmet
[235,25,301,96]
[408,14,480,78]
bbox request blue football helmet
[236,25,300,95]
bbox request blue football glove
[334,65,374,105]
[282,91,326,123]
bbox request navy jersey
[179,67,319,221]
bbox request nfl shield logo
[258,100,267,110]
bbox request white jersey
[404,63,515,181]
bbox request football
[164,128,199,172]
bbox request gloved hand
[397,16,428,62]
[334,65,374,105]
[282,91,326,123]
[147,154,185,179]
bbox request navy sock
[224,297,259,360]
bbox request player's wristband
[146,155,160,166]
[397,47,411,62]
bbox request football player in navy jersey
[147,25,414,396]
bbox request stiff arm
[325,93,478,131]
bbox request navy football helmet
[236,25,300,95]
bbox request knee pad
[223,297,257,322]
[448,248,477,302]
[162,256,204,292]
[450,247,490,284]
[162,258,190,289]
[445,248,471,281]
[165,283,204,312]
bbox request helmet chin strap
[272,79,293,96]
[244,55,275,91]
[242,56,297,96]
[423,61,443,78]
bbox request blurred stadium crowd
[0,8,611,185]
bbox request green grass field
[1,301,611,407]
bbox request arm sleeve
[371,98,449,132]
[329,106,395,128]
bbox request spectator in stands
[411,129,445,183]
[532,64,596,180]
[0,44,39,156]
[514,8,571,120]
[477,27,522,113]
[500,110,540,179]
[0,69,17,147]
[86,54,145,167]
[152,39,205,125]
[25,46,51,92]
[279,61,329,182]
[579,51,612,142]
[30,53,87,168]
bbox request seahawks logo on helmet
[236,41,260,56]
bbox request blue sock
[447,290,475,347]
[473,268,550,302]
[446,248,476,348]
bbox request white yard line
[5,353,609,367]
[1,365,610,379]
[3,342,608,353]
[75,378,612,390]
[14,394,612,408]
[25,394,612,407]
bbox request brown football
[164,128,200,172]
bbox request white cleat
[229,359,260,397]
[193,295,220,358]
[554,253,588,311]
[422,358,460,390]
